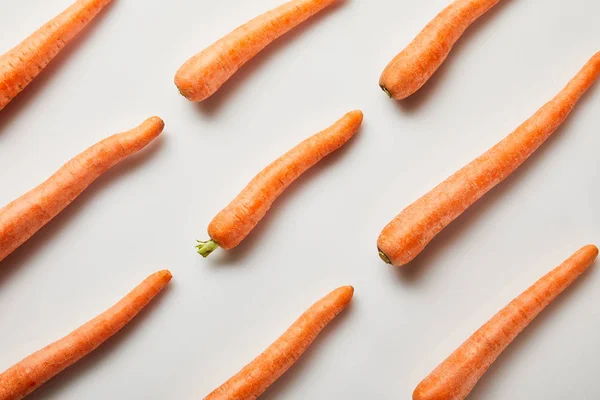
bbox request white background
[0,0,599,399]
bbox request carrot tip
[379,85,393,99]
[197,239,219,258]
[378,250,392,265]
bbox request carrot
[0,0,112,111]
[378,52,600,267]
[413,245,598,400]
[197,110,362,257]
[205,286,353,400]
[0,270,172,400]
[174,0,338,102]
[379,0,501,100]
[0,117,164,262]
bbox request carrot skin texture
[0,270,172,400]
[0,117,164,262]
[379,0,500,100]
[0,0,113,111]
[205,286,354,400]
[378,53,600,266]
[413,245,598,400]
[206,110,363,251]
[175,0,337,102]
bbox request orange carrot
[379,0,501,100]
[0,0,113,111]
[413,245,598,400]
[0,270,172,400]
[197,110,362,257]
[205,286,353,400]
[175,0,338,102]
[378,52,600,267]
[0,117,164,262]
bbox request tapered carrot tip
[197,239,219,258]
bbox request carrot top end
[197,239,219,258]
[380,85,393,99]
[378,250,392,265]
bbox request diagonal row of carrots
[0,0,599,398]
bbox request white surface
[0,0,599,398]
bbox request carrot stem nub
[378,250,392,264]
[197,239,219,258]
[380,85,393,98]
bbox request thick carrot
[413,245,598,400]
[197,110,363,257]
[379,0,501,100]
[0,0,112,111]
[0,270,172,400]
[378,52,600,267]
[205,286,353,400]
[0,117,164,262]
[174,0,338,102]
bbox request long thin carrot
[378,52,600,267]
[197,110,363,257]
[0,270,172,400]
[0,117,164,262]
[413,245,598,400]
[174,0,338,102]
[379,0,501,100]
[0,0,112,111]
[205,286,353,400]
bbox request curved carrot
[378,52,600,267]
[413,245,598,400]
[205,286,353,400]
[174,0,338,102]
[379,0,501,100]
[0,117,164,262]
[0,270,172,400]
[0,0,112,111]
[197,110,363,257]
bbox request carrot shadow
[0,136,165,287]
[0,1,116,136]
[259,300,354,400]
[192,0,347,117]
[208,123,364,267]
[24,284,173,400]
[392,80,599,283]
[392,0,516,112]
[467,262,597,399]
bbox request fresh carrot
[378,52,600,267]
[0,117,164,262]
[0,0,112,111]
[379,0,501,100]
[413,245,598,400]
[205,286,353,400]
[196,110,362,257]
[174,0,338,102]
[0,270,172,400]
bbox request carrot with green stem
[379,0,501,100]
[205,286,353,400]
[0,270,172,400]
[175,0,338,102]
[0,0,113,111]
[0,117,164,262]
[378,52,600,267]
[413,245,598,400]
[197,110,363,257]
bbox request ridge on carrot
[0,0,113,111]
[0,270,172,400]
[413,245,598,400]
[204,286,354,399]
[0,117,164,262]
[197,110,363,258]
[378,52,600,267]
[379,0,501,100]
[175,0,339,103]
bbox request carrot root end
[197,239,219,258]
[378,250,392,265]
[380,85,393,99]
